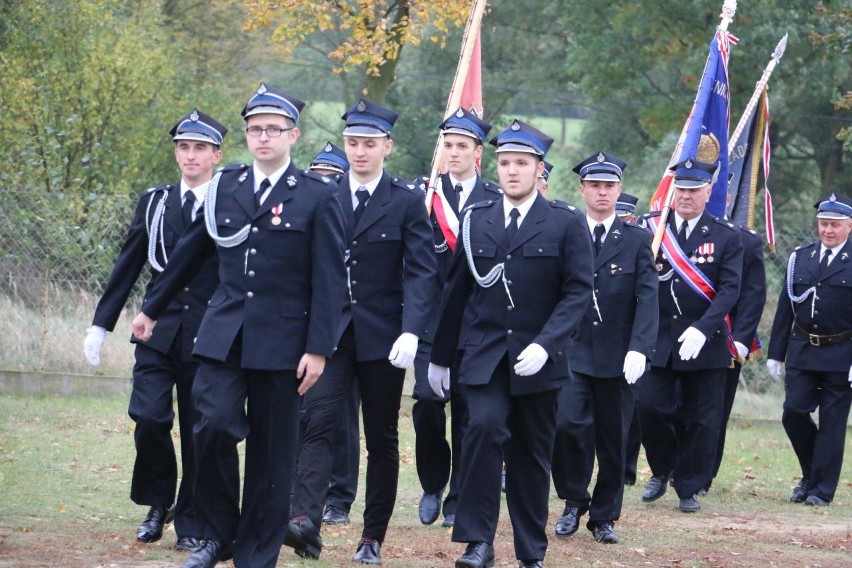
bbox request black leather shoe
[590,522,619,544]
[790,478,808,503]
[136,505,175,543]
[519,561,543,568]
[175,536,203,552]
[442,513,455,527]
[322,504,350,524]
[805,494,829,507]
[679,495,700,513]
[419,491,443,525]
[181,540,233,568]
[641,474,670,503]
[554,503,586,537]
[353,538,381,564]
[283,516,322,559]
[456,542,495,568]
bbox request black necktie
[506,208,520,242]
[677,221,688,248]
[819,248,833,276]
[354,187,370,222]
[182,191,196,227]
[256,178,271,209]
[449,182,463,214]
[593,223,605,255]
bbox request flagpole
[728,34,787,155]
[425,0,487,214]
[651,0,737,257]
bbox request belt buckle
[808,334,821,347]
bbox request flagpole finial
[773,33,788,60]
[719,0,737,30]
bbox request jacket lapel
[352,172,391,238]
[163,184,184,234]
[484,199,510,251]
[818,240,851,282]
[337,177,357,237]
[682,211,713,255]
[234,170,256,217]
[507,194,546,253]
[595,217,624,270]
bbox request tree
[241,0,471,103]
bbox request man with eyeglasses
[131,83,347,568]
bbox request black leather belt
[792,324,852,347]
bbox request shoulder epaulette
[623,221,645,231]
[302,169,336,185]
[391,176,418,194]
[549,199,579,213]
[712,216,737,231]
[142,183,172,197]
[794,242,817,252]
[217,162,249,174]
[482,181,503,194]
[461,199,496,215]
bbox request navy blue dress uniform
[768,193,852,505]
[551,154,658,542]
[306,142,360,524]
[711,225,766,485]
[87,110,226,549]
[615,193,638,220]
[288,99,436,562]
[413,109,501,527]
[430,121,593,566]
[636,158,743,512]
[135,85,347,568]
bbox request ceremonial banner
[651,29,737,218]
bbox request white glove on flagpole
[766,359,785,381]
[677,327,707,361]
[83,325,107,366]
[514,343,548,377]
[622,351,647,384]
[428,363,450,398]
[388,332,418,369]
[734,341,749,360]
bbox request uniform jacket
[568,217,659,378]
[421,173,502,344]
[336,172,437,361]
[731,227,766,354]
[643,210,743,370]
[768,239,852,372]
[431,194,594,395]
[92,183,219,361]
[142,162,347,371]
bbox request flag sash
[430,177,459,251]
[645,215,738,359]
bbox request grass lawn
[1,394,850,567]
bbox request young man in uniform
[131,83,347,568]
[551,152,658,544]
[286,99,436,565]
[415,108,501,529]
[84,109,226,552]
[429,120,593,568]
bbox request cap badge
[190,109,199,121]
[829,193,837,202]
[257,83,267,95]
[286,175,297,187]
[597,152,605,162]
[357,100,367,112]
[510,121,520,131]
[685,159,693,169]
[324,142,333,152]
[455,108,465,118]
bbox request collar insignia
[238,171,248,183]
[286,175,297,187]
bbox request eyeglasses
[245,126,294,138]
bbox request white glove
[766,359,785,382]
[734,341,749,360]
[388,332,418,369]
[83,325,107,366]
[847,364,851,389]
[622,351,647,384]
[514,343,548,377]
[428,363,450,398]
[677,327,707,361]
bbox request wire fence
[0,184,813,387]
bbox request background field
[1,394,851,567]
